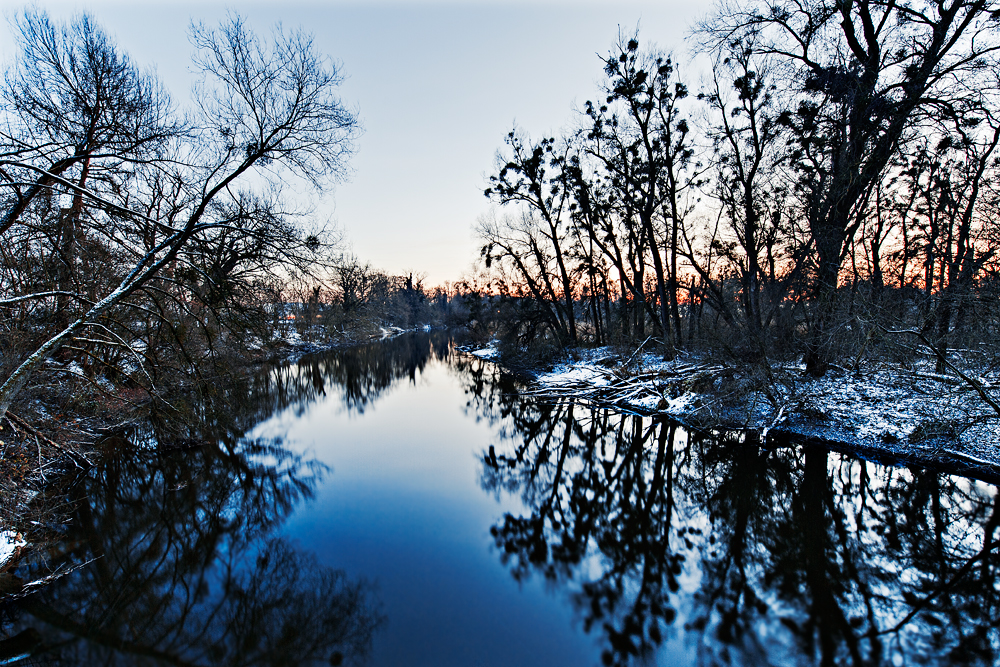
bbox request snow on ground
[468,344,500,361]
[765,362,1000,464]
[379,326,407,338]
[0,531,25,569]
[535,347,621,387]
[663,391,700,415]
[509,347,1000,470]
[537,363,615,388]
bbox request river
[4,330,1000,666]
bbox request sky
[0,0,709,286]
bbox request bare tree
[0,12,358,421]
[696,39,799,356]
[581,35,702,348]
[484,131,580,344]
[0,10,178,235]
[699,0,1000,374]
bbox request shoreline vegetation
[458,0,1000,494]
[463,340,1000,484]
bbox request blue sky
[1,1,708,286]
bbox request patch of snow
[638,352,671,371]
[244,336,265,352]
[665,392,698,414]
[0,531,25,569]
[119,357,141,375]
[537,364,613,388]
[470,345,500,361]
[574,346,616,364]
[627,394,662,411]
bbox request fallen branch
[761,405,786,441]
[2,413,89,469]
[884,327,1000,418]
[622,336,655,368]
[942,448,1000,468]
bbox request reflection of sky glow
[259,354,601,667]
[160,333,1000,665]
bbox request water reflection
[268,332,457,415]
[467,363,1000,666]
[4,359,393,665]
[6,332,999,666]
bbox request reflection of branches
[267,330,456,416]
[8,435,382,665]
[4,340,394,664]
[482,407,684,666]
[220,539,382,666]
[17,537,382,666]
[467,371,1000,667]
[880,532,1000,638]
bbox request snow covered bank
[467,344,500,361]
[506,346,1000,480]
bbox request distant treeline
[280,257,480,342]
[476,2,1000,375]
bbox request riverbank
[260,323,437,363]
[3,322,437,463]
[467,342,1000,482]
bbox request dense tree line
[479,0,1000,374]
[287,256,467,342]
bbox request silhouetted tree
[698,0,1000,374]
[0,12,359,420]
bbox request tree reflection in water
[265,331,457,416]
[464,361,1000,666]
[1,332,460,665]
[7,332,999,666]
[6,439,381,666]
[0,336,453,664]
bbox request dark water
[4,331,1000,666]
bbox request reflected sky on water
[4,331,1000,666]
[255,334,598,667]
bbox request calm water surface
[5,331,1000,666]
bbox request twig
[623,336,655,368]
[0,558,100,601]
[34,435,45,483]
